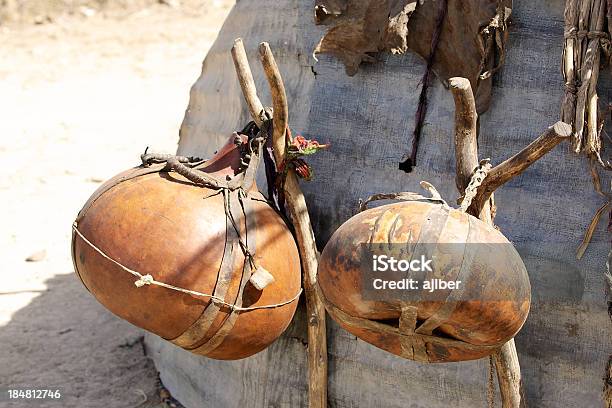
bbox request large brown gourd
[317,190,530,363]
[72,130,301,360]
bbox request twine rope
[72,223,302,312]
[459,159,492,212]
[564,28,612,61]
[564,27,610,40]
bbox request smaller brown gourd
[317,186,530,363]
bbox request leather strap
[315,283,499,364]
[398,304,429,362]
[170,189,241,348]
[189,192,257,356]
[415,215,475,336]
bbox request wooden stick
[449,78,492,222]
[231,38,328,408]
[573,0,597,151]
[258,43,290,156]
[585,0,606,155]
[469,121,572,218]
[258,42,328,408]
[450,77,526,408]
[231,38,265,127]
[449,78,479,192]
[492,340,528,408]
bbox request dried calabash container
[317,186,530,363]
[72,132,301,360]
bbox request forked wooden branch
[449,78,492,222]
[231,38,328,408]
[450,77,529,408]
[259,42,328,408]
[468,121,572,217]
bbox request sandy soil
[0,2,233,407]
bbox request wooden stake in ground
[231,38,328,408]
[449,77,571,408]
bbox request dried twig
[259,43,289,156]
[577,201,611,259]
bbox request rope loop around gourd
[72,223,302,312]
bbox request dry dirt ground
[0,2,233,407]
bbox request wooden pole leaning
[231,38,328,408]
[449,77,571,408]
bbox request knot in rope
[564,82,579,95]
[134,274,154,288]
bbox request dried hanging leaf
[314,0,512,113]
[576,201,610,259]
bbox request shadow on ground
[0,272,164,408]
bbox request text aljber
[371,255,462,292]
